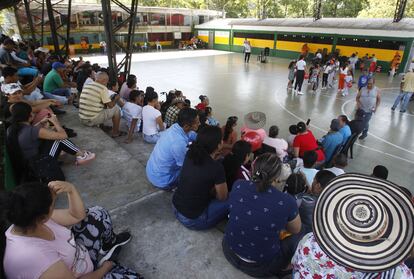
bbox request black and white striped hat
[313,173,414,273]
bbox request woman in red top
[292,122,325,162]
[195,95,209,111]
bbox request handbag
[27,154,65,183]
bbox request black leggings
[39,139,80,159]
[294,70,305,91]
[322,73,329,88]
[244,52,251,63]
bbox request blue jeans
[392,91,413,112]
[143,133,161,144]
[43,91,68,104]
[17,67,38,77]
[51,88,71,97]
[174,199,229,230]
[360,110,373,137]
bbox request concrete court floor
[89,50,413,190]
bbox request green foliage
[358,0,414,18]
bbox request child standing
[309,64,320,94]
[287,60,296,89]
[337,64,347,94]
[342,70,353,97]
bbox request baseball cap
[52,62,66,70]
[2,83,22,95]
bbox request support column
[101,0,117,79]
[23,0,37,41]
[45,0,60,54]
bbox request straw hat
[313,173,414,273]
[244,112,266,130]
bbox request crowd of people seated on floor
[1,34,414,279]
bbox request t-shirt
[323,65,332,74]
[4,219,94,279]
[146,123,196,188]
[79,81,111,120]
[324,167,345,176]
[142,105,161,136]
[243,43,251,53]
[262,137,288,160]
[119,82,135,100]
[173,155,226,219]
[292,233,413,279]
[402,71,414,92]
[339,125,351,145]
[224,180,298,263]
[345,75,353,84]
[122,102,142,133]
[7,124,40,160]
[43,69,64,93]
[320,132,343,162]
[293,131,325,162]
[296,60,306,71]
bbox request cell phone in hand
[306,119,311,126]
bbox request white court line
[274,90,414,164]
[341,99,414,154]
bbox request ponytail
[187,126,222,165]
[223,116,238,142]
[251,153,282,192]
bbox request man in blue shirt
[338,115,351,145]
[358,69,369,90]
[146,108,199,190]
[320,119,343,163]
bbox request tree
[322,0,368,17]
[358,0,414,18]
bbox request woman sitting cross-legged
[172,125,229,230]
[1,181,142,279]
[6,102,95,183]
[222,153,302,278]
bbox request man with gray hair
[356,78,381,140]
[79,71,122,137]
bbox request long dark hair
[251,153,282,192]
[0,182,53,277]
[223,116,238,142]
[6,102,32,184]
[187,126,222,165]
[223,140,252,189]
[338,115,349,125]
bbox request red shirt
[195,103,206,111]
[293,130,325,162]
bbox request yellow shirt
[79,81,110,120]
[402,71,414,92]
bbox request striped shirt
[79,81,110,120]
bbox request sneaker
[391,107,396,111]
[359,134,368,140]
[98,246,122,267]
[76,151,96,165]
[400,110,406,113]
[297,91,304,95]
[100,231,132,256]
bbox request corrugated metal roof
[196,18,414,31]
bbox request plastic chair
[341,133,359,159]
[324,144,343,168]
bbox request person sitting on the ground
[293,122,325,163]
[40,54,59,76]
[160,91,177,120]
[222,153,302,278]
[119,74,137,101]
[79,71,123,138]
[338,115,351,144]
[123,90,144,144]
[142,91,164,144]
[324,153,347,176]
[349,108,365,135]
[1,181,142,279]
[299,170,336,234]
[221,116,238,157]
[2,83,58,125]
[241,111,267,141]
[43,62,75,104]
[319,119,343,163]
[372,165,389,180]
[222,140,252,190]
[263,125,288,161]
[205,106,220,126]
[195,95,209,111]
[165,97,185,128]
[172,126,229,230]
[287,124,298,147]
[76,64,93,93]
[294,150,319,188]
[284,173,308,207]
[1,66,43,101]
[292,174,414,279]
[0,38,33,73]
[6,102,95,183]
[146,108,199,190]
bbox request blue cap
[52,62,65,70]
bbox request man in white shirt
[123,90,144,143]
[243,39,251,63]
[294,55,306,95]
[142,91,165,143]
[324,153,347,176]
[263,125,288,161]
